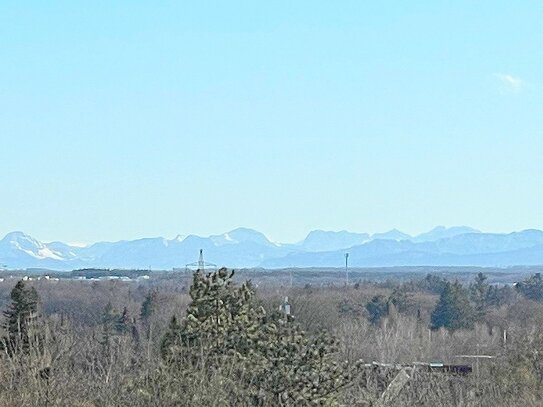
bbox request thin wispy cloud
[494,73,524,93]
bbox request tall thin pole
[476,343,480,393]
[345,253,349,285]
[289,270,293,288]
[198,249,205,271]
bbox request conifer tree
[115,306,131,334]
[160,267,362,405]
[431,281,475,331]
[366,295,389,325]
[470,272,489,319]
[2,280,42,354]
[140,289,158,322]
[389,287,408,313]
[516,273,543,301]
[141,289,158,361]
[160,315,182,361]
[99,302,118,358]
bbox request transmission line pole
[345,253,349,285]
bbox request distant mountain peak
[301,230,369,252]
[3,227,543,270]
[305,229,360,237]
[371,229,411,241]
[201,228,274,248]
[429,225,479,232]
[3,230,38,241]
[2,231,44,249]
[224,228,271,244]
[413,226,481,242]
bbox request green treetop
[431,281,475,331]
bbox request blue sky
[1,1,542,244]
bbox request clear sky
[1,1,542,244]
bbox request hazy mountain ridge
[1,227,543,270]
[299,230,370,252]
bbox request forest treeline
[0,270,543,406]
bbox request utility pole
[345,253,349,285]
[476,343,480,391]
[198,249,205,271]
[185,250,217,273]
[289,270,293,288]
[453,348,495,394]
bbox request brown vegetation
[0,270,541,406]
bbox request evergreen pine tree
[140,289,158,322]
[99,302,118,358]
[160,267,362,405]
[516,273,543,301]
[160,315,183,361]
[366,295,389,325]
[431,281,475,331]
[389,286,408,313]
[470,272,489,319]
[115,306,131,334]
[140,289,158,361]
[2,280,42,354]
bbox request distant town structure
[279,296,291,316]
[184,249,217,272]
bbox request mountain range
[2,226,543,270]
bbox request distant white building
[279,297,291,316]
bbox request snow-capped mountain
[262,229,543,268]
[0,232,68,268]
[210,227,276,247]
[300,230,370,252]
[3,227,543,270]
[370,229,412,241]
[0,228,289,270]
[412,226,481,242]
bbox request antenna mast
[345,253,349,285]
[198,249,205,271]
[184,249,217,273]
